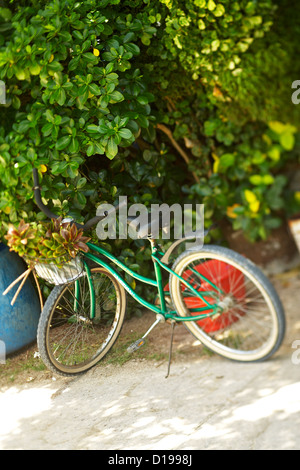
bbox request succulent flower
[5,220,44,259]
[4,217,90,266]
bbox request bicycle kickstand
[165,320,176,379]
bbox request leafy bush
[136,0,300,240]
[0,0,158,221]
[0,0,299,274]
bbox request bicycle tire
[37,267,127,376]
[169,245,285,362]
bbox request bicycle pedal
[127,338,145,354]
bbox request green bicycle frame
[79,241,222,322]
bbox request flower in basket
[5,217,90,266]
[42,217,91,263]
[5,220,44,260]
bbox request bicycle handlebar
[32,168,120,231]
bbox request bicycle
[30,169,285,377]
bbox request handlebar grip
[79,214,106,231]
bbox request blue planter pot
[0,243,41,355]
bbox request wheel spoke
[170,248,284,362]
[38,267,126,375]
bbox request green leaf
[57,88,66,106]
[198,19,206,30]
[89,83,101,95]
[94,142,105,154]
[69,138,79,153]
[124,43,140,55]
[207,0,216,11]
[268,146,281,161]
[107,137,118,159]
[77,177,87,189]
[137,114,149,128]
[68,56,80,71]
[249,175,262,185]
[106,72,119,82]
[87,125,100,134]
[15,69,26,80]
[73,30,83,40]
[82,52,98,63]
[42,123,53,136]
[98,121,109,133]
[106,82,115,93]
[105,62,114,74]
[211,39,220,51]
[137,95,149,105]
[0,7,12,20]
[76,93,89,108]
[99,94,110,108]
[118,128,133,139]
[52,161,69,175]
[204,120,218,136]
[280,132,295,151]
[18,121,31,133]
[48,61,63,72]
[12,96,21,109]
[123,32,135,43]
[214,4,225,16]
[219,153,235,170]
[75,192,86,207]
[268,121,287,134]
[262,175,275,185]
[56,135,71,150]
[29,63,41,75]
[109,90,124,102]
[86,143,95,156]
[62,81,73,90]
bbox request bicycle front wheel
[37,267,127,376]
[169,245,285,362]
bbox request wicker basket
[27,255,84,285]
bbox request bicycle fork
[73,262,96,320]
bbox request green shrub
[0,0,299,264]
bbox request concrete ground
[0,270,300,450]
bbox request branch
[156,123,200,183]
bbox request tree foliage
[0,0,299,253]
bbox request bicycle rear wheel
[37,267,127,376]
[169,245,285,362]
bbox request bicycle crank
[127,314,164,354]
